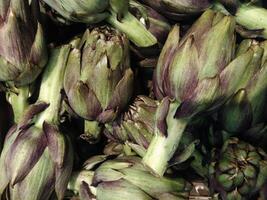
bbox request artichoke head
[0,0,47,86]
[210,137,267,200]
[64,26,134,124]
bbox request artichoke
[218,39,267,135]
[104,95,159,154]
[41,0,157,47]
[140,0,210,21]
[0,0,47,86]
[68,155,192,200]
[210,137,267,200]
[145,10,262,176]
[64,26,134,141]
[0,45,73,200]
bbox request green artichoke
[64,26,134,141]
[41,0,157,47]
[210,137,267,200]
[0,45,73,200]
[0,0,47,86]
[68,155,192,200]
[140,0,210,21]
[218,39,267,134]
[104,95,159,153]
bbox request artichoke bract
[64,26,134,140]
[218,39,267,134]
[140,0,210,21]
[0,45,73,200]
[68,155,192,200]
[144,10,259,176]
[0,0,47,86]
[210,138,267,200]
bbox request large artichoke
[144,9,261,176]
[64,26,134,141]
[0,0,47,86]
[0,45,73,200]
[140,0,210,21]
[210,137,267,200]
[68,155,192,200]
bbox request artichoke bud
[218,89,253,133]
[104,96,159,150]
[210,137,267,199]
[0,0,47,86]
[155,10,237,118]
[64,26,134,124]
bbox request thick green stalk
[36,45,71,127]
[106,11,157,47]
[142,102,189,176]
[7,86,30,123]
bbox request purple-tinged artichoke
[67,155,192,200]
[210,137,267,200]
[140,0,210,21]
[144,10,260,176]
[0,0,47,86]
[64,26,134,141]
[0,45,73,200]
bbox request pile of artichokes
[1,0,267,199]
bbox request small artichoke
[68,155,192,200]
[0,45,73,200]
[210,137,267,200]
[140,0,210,21]
[104,95,159,152]
[0,0,47,86]
[64,26,134,140]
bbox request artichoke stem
[36,45,71,126]
[81,121,102,143]
[7,86,30,124]
[142,102,189,176]
[106,11,157,47]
